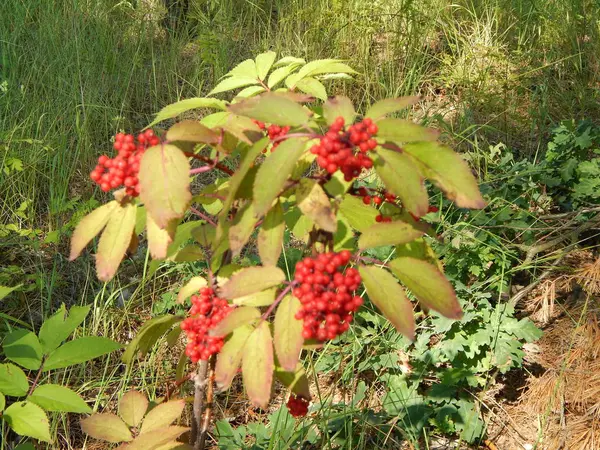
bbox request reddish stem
[184,152,234,176]
[260,281,297,321]
[190,206,217,227]
[270,132,319,144]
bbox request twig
[261,282,296,321]
[190,207,217,227]
[27,358,45,396]
[197,356,216,450]
[539,206,600,220]
[270,132,318,144]
[165,372,194,400]
[190,360,209,448]
[184,152,234,176]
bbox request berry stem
[270,132,319,144]
[190,207,217,227]
[261,281,297,321]
[190,166,215,175]
[184,152,234,176]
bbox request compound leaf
[96,201,137,281]
[242,321,273,409]
[118,391,148,427]
[229,92,310,126]
[80,413,133,443]
[148,98,227,128]
[274,295,304,372]
[69,201,119,261]
[39,304,91,354]
[255,51,276,80]
[140,400,186,434]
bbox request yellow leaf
[118,391,148,428]
[96,202,137,282]
[69,202,119,261]
[147,214,176,260]
[242,321,274,409]
[273,295,304,371]
[296,179,337,233]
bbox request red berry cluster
[287,394,310,418]
[90,130,160,196]
[293,250,363,341]
[358,187,396,222]
[180,288,232,363]
[310,116,378,181]
[253,120,290,152]
[410,205,439,221]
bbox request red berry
[373,196,382,206]
[362,196,371,205]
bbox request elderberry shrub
[90,129,160,196]
[180,288,232,363]
[286,394,310,418]
[293,250,363,341]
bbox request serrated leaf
[359,265,415,340]
[29,384,91,413]
[234,85,266,99]
[119,391,148,427]
[220,266,286,300]
[295,59,356,82]
[148,98,227,128]
[139,145,192,229]
[229,202,258,258]
[365,97,420,121]
[322,96,356,126]
[376,118,439,144]
[81,413,133,443]
[39,304,91,354]
[215,325,253,390]
[228,59,258,78]
[274,363,311,400]
[177,277,208,304]
[358,221,424,250]
[295,179,336,232]
[268,64,301,89]
[122,315,182,364]
[232,287,277,307]
[274,295,304,371]
[69,202,119,260]
[0,363,29,396]
[257,201,284,266]
[403,142,486,209]
[273,56,306,68]
[4,401,51,442]
[338,195,379,232]
[210,307,261,337]
[140,400,186,434]
[229,92,310,126]
[295,77,327,100]
[2,329,42,370]
[96,201,137,281]
[126,426,189,450]
[242,321,274,409]
[388,257,461,319]
[209,77,259,96]
[253,138,307,216]
[255,51,276,80]
[373,148,429,217]
[166,121,219,144]
[44,337,121,371]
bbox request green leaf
[242,321,274,409]
[3,329,43,370]
[295,77,327,100]
[322,96,355,126]
[147,98,227,128]
[294,59,356,81]
[296,179,337,233]
[4,401,51,442]
[338,195,379,232]
[255,51,276,80]
[228,59,258,78]
[0,363,29,396]
[359,265,415,340]
[403,142,486,209]
[122,315,182,364]
[209,77,259,96]
[232,287,277,307]
[69,201,119,261]
[210,307,261,337]
[0,392,4,412]
[215,325,253,390]
[229,92,310,127]
[388,257,462,320]
[358,221,425,250]
[139,144,192,229]
[268,64,301,89]
[39,304,91,354]
[274,363,311,400]
[373,148,429,217]
[177,277,208,304]
[258,201,285,266]
[220,266,286,300]
[0,284,22,301]
[457,401,484,443]
[323,170,352,197]
[253,138,307,217]
[229,202,258,258]
[172,244,204,262]
[376,118,439,144]
[14,444,36,450]
[273,295,304,372]
[126,426,189,450]
[147,214,176,260]
[29,384,91,413]
[234,85,266,99]
[118,391,148,427]
[80,413,133,443]
[365,96,421,121]
[95,201,137,282]
[140,399,186,434]
[273,56,306,68]
[44,337,121,371]
[166,120,219,144]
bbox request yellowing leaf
[365,96,420,121]
[403,142,486,209]
[140,400,186,434]
[210,306,261,337]
[166,120,218,144]
[296,179,337,233]
[373,148,429,217]
[127,426,189,450]
[215,325,253,390]
[322,96,355,126]
[119,391,148,428]
[177,277,208,304]
[253,138,307,217]
[258,201,285,266]
[358,221,425,250]
[359,265,415,340]
[220,266,286,300]
[147,98,227,128]
[229,202,258,258]
[338,195,379,232]
[232,287,277,307]
[229,92,311,127]
[147,214,176,260]
[172,245,204,262]
[274,295,304,371]
[96,202,137,281]
[80,413,133,443]
[139,144,192,229]
[255,51,276,80]
[242,321,274,409]
[69,202,119,261]
[376,118,439,144]
[388,257,462,320]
